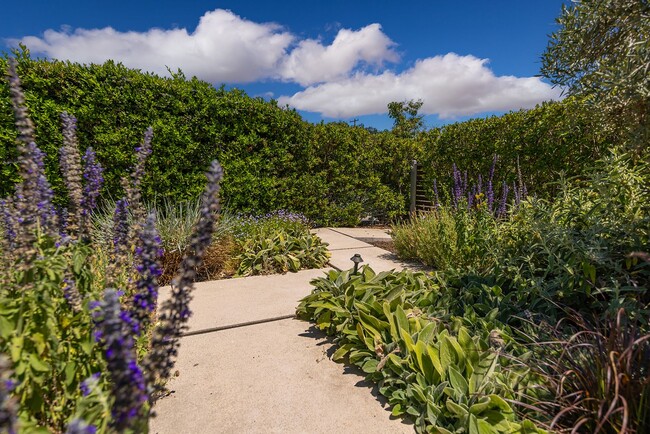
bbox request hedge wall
[1,55,614,225]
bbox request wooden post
[410,160,417,215]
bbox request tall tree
[388,99,424,139]
[541,0,650,147]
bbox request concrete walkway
[151,228,416,434]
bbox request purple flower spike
[131,213,163,334]
[487,178,494,213]
[498,181,509,218]
[0,199,17,247]
[144,160,223,398]
[66,419,97,434]
[80,147,103,240]
[0,355,17,434]
[489,154,498,182]
[92,289,147,430]
[112,199,129,255]
[59,112,83,238]
[433,179,440,209]
[7,59,58,251]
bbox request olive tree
[541,0,650,147]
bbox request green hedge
[1,54,614,225]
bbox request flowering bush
[0,59,223,432]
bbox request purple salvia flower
[498,181,509,218]
[143,160,222,399]
[0,199,17,248]
[80,147,103,241]
[477,174,482,194]
[513,181,520,206]
[125,128,153,251]
[7,59,35,147]
[62,276,82,312]
[112,199,129,256]
[0,355,17,434]
[131,213,163,334]
[516,156,525,202]
[66,419,97,434]
[452,163,462,208]
[7,60,58,252]
[79,373,100,398]
[59,112,83,239]
[463,170,468,195]
[467,189,474,210]
[487,178,494,213]
[489,154,498,182]
[92,289,147,430]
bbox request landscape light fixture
[350,253,364,274]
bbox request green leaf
[448,365,469,397]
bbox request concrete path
[313,227,427,272]
[151,228,418,434]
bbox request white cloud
[18,9,294,83]
[14,11,562,118]
[278,54,563,118]
[278,24,398,86]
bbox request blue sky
[1,1,567,130]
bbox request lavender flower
[131,214,163,334]
[59,112,83,238]
[92,289,147,430]
[0,355,17,434]
[143,160,222,397]
[80,147,103,240]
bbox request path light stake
[351,253,363,274]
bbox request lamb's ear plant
[0,58,224,432]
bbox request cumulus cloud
[278,54,562,118]
[16,9,397,86]
[18,9,294,83]
[14,10,561,118]
[278,23,398,86]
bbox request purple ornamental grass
[131,213,163,334]
[92,289,147,430]
[143,160,223,397]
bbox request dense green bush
[0,54,404,226]
[417,97,616,201]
